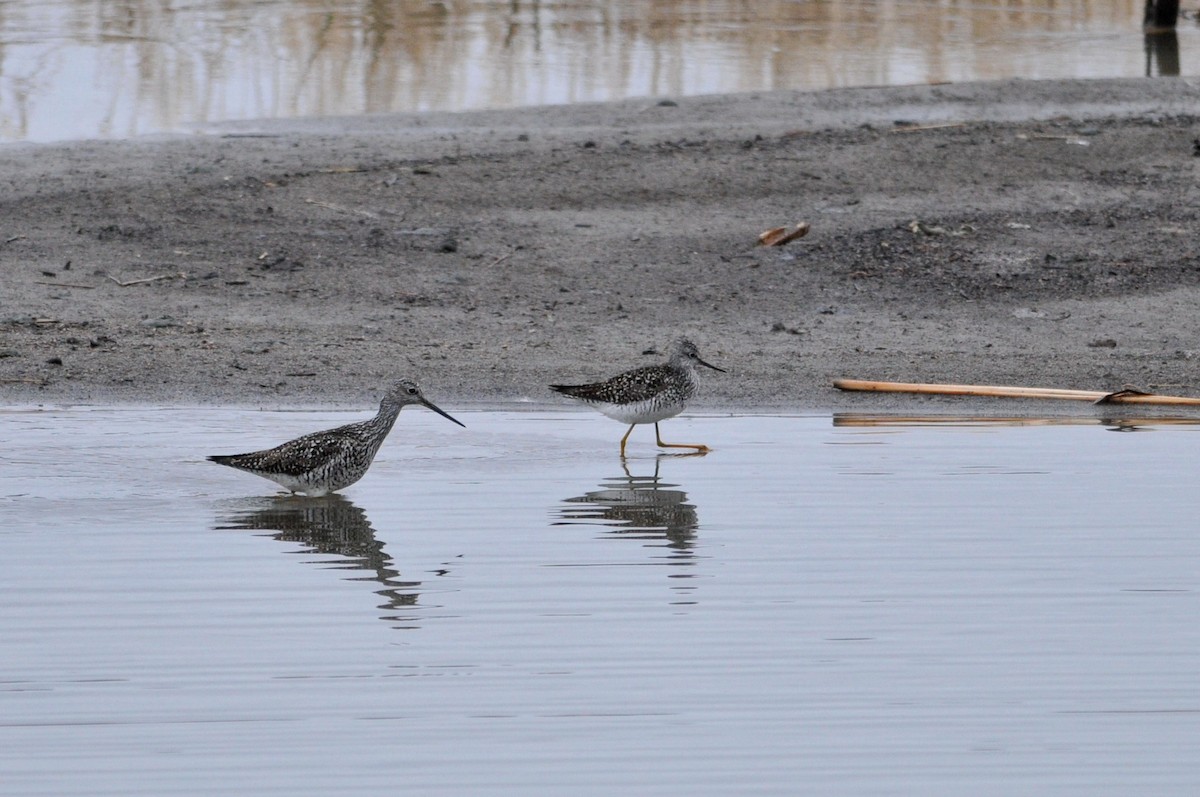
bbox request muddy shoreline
[4,77,1200,415]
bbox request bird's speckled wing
[551,364,673,406]
[215,430,357,476]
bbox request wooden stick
[833,378,1200,406]
[833,415,1200,428]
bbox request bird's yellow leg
[654,423,711,453]
[619,424,636,458]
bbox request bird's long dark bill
[698,357,727,373]
[423,399,466,427]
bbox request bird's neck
[372,402,404,434]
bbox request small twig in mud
[486,252,514,268]
[304,198,378,218]
[890,122,967,133]
[4,235,25,244]
[106,272,185,287]
[1015,133,1090,146]
[35,281,95,289]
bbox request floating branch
[832,415,1200,428]
[833,378,1200,406]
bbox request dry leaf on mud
[758,221,810,246]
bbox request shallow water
[0,0,1187,142]
[2,408,1199,795]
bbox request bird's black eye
[407,386,418,395]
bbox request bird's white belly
[262,471,331,497]
[594,398,683,425]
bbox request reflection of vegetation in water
[555,457,699,559]
[215,494,420,626]
[0,0,1153,141]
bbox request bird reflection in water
[215,494,421,628]
[555,456,700,599]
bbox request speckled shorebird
[207,379,464,496]
[550,338,725,457]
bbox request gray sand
[4,77,1200,414]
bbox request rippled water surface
[0,0,1190,141]
[2,408,1199,795]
